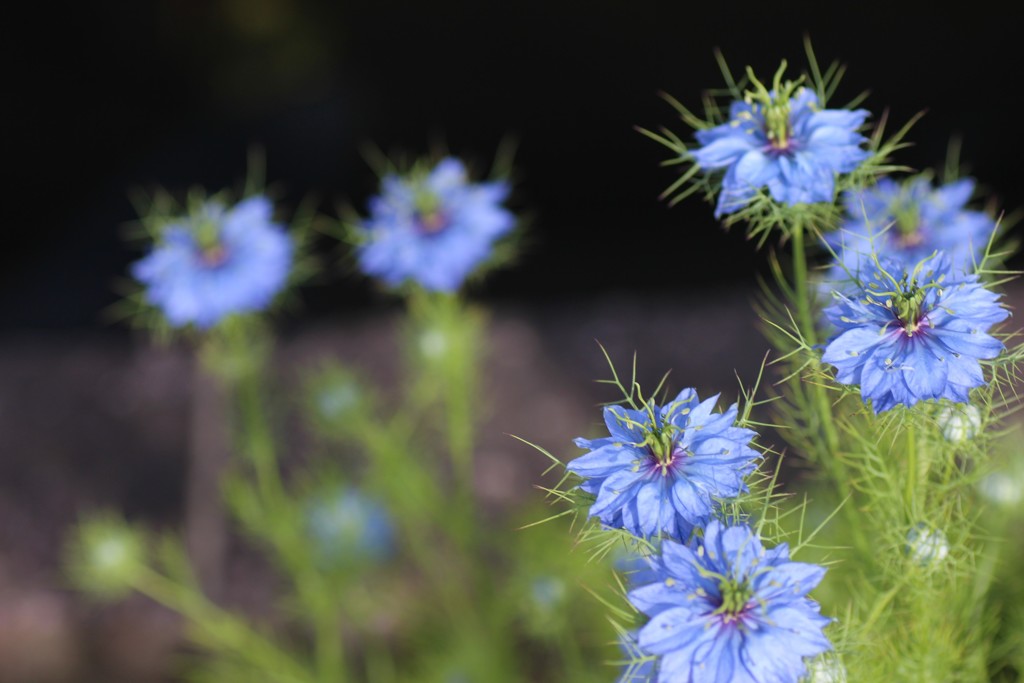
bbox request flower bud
[905,523,949,568]
[65,516,146,600]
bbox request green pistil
[892,200,924,247]
[762,98,792,148]
[193,215,228,265]
[647,430,675,466]
[413,188,447,233]
[887,286,928,335]
[195,216,222,251]
[744,62,805,151]
[714,575,753,621]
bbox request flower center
[413,190,450,235]
[887,286,929,337]
[744,67,804,154]
[763,99,793,151]
[193,216,230,267]
[200,244,229,267]
[714,575,754,624]
[645,426,687,476]
[891,201,924,248]
[416,210,450,234]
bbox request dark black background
[6,1,1024,329]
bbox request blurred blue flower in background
[627,520,831,683]
[567,389,760,540]
[305,487,394,570]
[356,157,514,291]
[826,177,994,285]
[132,196,292,329]
[691,81,870,217]
[822,253,1007,413]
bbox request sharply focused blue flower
[691,78,870,218]
[356,157,514,291]
[567,389,760,540]
[132,196,292,329]
[627,521,831,683]
[304,487,394,570]
[826,177,994,286]
[822,254,1008,413]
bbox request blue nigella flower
[356,157,514,291]
[628,520,831,683]
[132,196,292,329]
[304,487,394,570]
[826,177,994,286]
[821,253,1008,413]
[567,389,760,540]
[691,77,870,218]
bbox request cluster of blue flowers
[685,67,1005,415]
[569,389,832,682]
[123,53,1013,683]
[814,176,1004,414]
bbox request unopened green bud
[803,654,848,683]
[936,404,981,444]
[419,327,448,359]
[65,516,146,600]
[905,523,949,568]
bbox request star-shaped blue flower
[567,389,760,540]
[826,177,994,287]
[691,85,870,218]
[356,157,514,291]
[627,521,832,683]
[822,253,1008,413]
[132,196,292,329]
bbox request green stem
[859,581,904,636]
[905,419,917,512]
[359,419,481,629]
[789,220,871,556]
[790,222,842,455]
[304,576,345,683]
[220,328,349,681]
[409,290,479,549]
[134,567,310,683]
[443,323,478,550]
[236,365,285,508]
[447,371,475,503]
[790,222,818,348]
